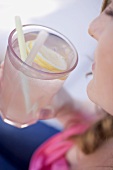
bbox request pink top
[29,115,92,170]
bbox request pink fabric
[29,121,90,170]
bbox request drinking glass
[0,25,78,128]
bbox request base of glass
[0,113,38,128]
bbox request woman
[70,0,113,169]
[29,0,113,169]
[1,0,113,169]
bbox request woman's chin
[87,81,113,116]
[87,80,97,104]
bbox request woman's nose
[88,18,100,41]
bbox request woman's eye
[105,7,113,16]
[106,10,113,16]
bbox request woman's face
[87,0,113,115]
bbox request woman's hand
[51,87,105,129]
[0,61,4,77]
[53,88,81,127]
[0,61,4,87]
[0,61,99,129]
[51,88,96,128]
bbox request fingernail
[39,107,54,119]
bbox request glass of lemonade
[0,25,78,128]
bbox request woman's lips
[92,63,95,71]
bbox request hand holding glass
[0,24,78,128]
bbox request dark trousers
[0,118,60,170]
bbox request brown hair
[101,0,110,12]
[76,113,113,154]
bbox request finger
[0,61,4,69]
[39,107,55,119]
[0,69,3,81]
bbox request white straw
[19,73,31,113]
[15,16,27,61]
[25,30,49,65]
[15,16,31,113]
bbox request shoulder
[70,137,113,170]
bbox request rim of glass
[8,24,78,76]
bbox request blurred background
[0,0,103,129]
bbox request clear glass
[0,25,78,128]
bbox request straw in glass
[15,16,27,61]
[25,30,49,65]
[15,16,31,113]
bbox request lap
[0,118,60,170]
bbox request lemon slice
[26,41,67,72]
